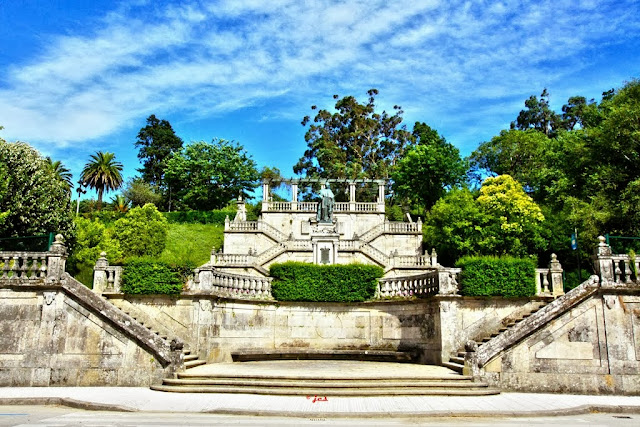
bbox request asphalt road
[0,405,638,426]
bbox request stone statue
[316,184,335,223]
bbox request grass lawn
[158,223,224,267]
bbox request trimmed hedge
[456,256,536,297]
[120,258,183,295]
[163,209,236,225]
[270,262,383,302]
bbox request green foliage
[511,88,560,136]
[67,218,123,284]
[270,262,383,302]
[165,139,259,210]
[424,176,546,264]
[79,210,126,224]
[135,114,184,188]
[113,204,168,257]
[120,258,182,295]
[294,89,412,180]
[456,256,536,297]
[45,157,73,191]
[0,140,74,239]
[81,151,124,210]
[157,223,224,268]
[163,209,236,225]
[122,178,162,207]
[392,122,467,211]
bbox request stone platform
[151,360,499,396]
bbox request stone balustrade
[194,267,272,298]
[593,235,639,283]
[0,234,67,283]
[534,253,564,297]
[377,270,440,298]
[261,201,384,213]
[93,252,124,293]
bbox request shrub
[456,256,536,297]
[113,204,168,257]
[163,209,236,225]
[120,258,182,295]
[270,262,383,302]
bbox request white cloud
[0,0,639,153]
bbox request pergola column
[349,182,356,211]
[262,181,270,212]
[377,181,385,213]
[291,182,298,211]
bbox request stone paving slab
[1,387,640,418]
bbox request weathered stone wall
[0,287,167,386]
[106,296,444,364]
[473,283,640,394]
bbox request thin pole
[576,228,582,282]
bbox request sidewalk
[1,387,640,418]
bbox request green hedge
[270,262,383,302]
[163,209,236,225]
[120,258,183,295]
[456,256,536,297]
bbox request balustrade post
[549,253,564,297]
[92,252,109,293]
[593,236,614,282]
[430,248,438,267]
[46,234,67,283]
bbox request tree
[45,157,73,190]
[424,176,546,264]
[0,140,74,238]
[113,203,168,257]
[165,139,259,210]
[392,122,467,212]
[80,151,124,211]
[135,114,183,208]
[294,89,412,180]
[122,178,162,207]
[511,88,560,136]
[110,195,130,213]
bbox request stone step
[449,356,465,365]
[231,349,418,363]
[184,354,199,362]
[163,377,482,388]
[150,384,499,396]
[184,360,207,369]
[441,361,463,373]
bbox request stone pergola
[261,178,386,213]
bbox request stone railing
[534,253,564,297]
[377,270,439,298]
[93,252,124,294]
[194,267,272,298]
[0,234,67,283]
[225,219,288,243]
[261,201,384,213]
[593,236,639,283]
[213,252,256,266]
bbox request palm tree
[81,151,124,211]
[45,157,73,190]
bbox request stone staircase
[107,298,206,370]
[443,301,548,374]
[151,359,499,396]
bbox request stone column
[549,253,564,297]
[291,182,298,211]
[262,181,270,212]
[349,182,356,212]
[46,234,67,283]
[593,236,614,282]
[93,252,109,293]
[377,181,385,213]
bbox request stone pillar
[93,252,109,293]
[349,182,356,212]
[46,234,67,283]
[291,182,298,211]
[262,181,270,212]
[549,253,564,297]
[593,236,614,282]
[377,181,385,212]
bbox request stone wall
[0,285,171,386]
[471,278,640,394]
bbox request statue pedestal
[311,222,339,265]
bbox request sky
[1,0,639,200]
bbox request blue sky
[1,0,639,199]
